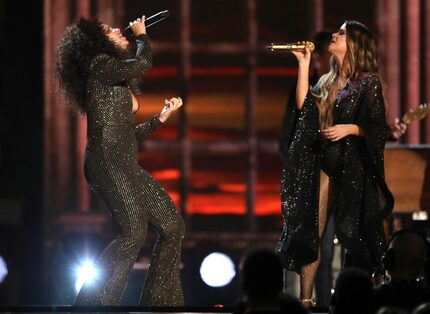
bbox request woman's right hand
[291,41,312,67]
[129,15,147,36]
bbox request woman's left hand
[321,124,355,142]
[159,97,183,123]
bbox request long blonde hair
[312,21,379,128]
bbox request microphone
[266,41,315,52]
[124,10,169,36]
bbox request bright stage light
[0,256,7,283]
[199,252,236,287]
[75,261,98,292]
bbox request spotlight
[0,256,7,283]
[199,252,236,287]
[75,260,98,292]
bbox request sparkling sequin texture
[73,34,185,306]
[276,73,394,276]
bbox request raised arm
[291,42,312,110]
[296,63,310,110]
[90,34,152,85]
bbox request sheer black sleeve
[356,74,388,178]
[90,34,152,85]
[276,90,321,272]
[355,73,394,223]
[135,115,163,140]
[279,74,320,161]
[278,85,299,162]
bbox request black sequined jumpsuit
[73,34,185,306]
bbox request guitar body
[401,103,430,124]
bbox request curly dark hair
[56,18,127,113]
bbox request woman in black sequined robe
[56,17,185,306]
[275,21,394,305]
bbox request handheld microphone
[266,41,315,52]
[124,10,169,36]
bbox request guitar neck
[401,103,430,124]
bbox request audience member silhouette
[234,248,308,314]
[424,258,430,295]
[413,303,430,314]
[376,307,408,314]
[330,267,374,314]
[374,229,430,311]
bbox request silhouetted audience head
[330,267,374,314]
[234,247,308,314]
[424,259,430,290]
[384,229,428,280]
[376,307,408,314]
[413,303,430,314]
[374,229,430,312]
[240,247,283,299]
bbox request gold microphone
[266,41,315,52]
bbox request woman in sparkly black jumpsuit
[276,21,394,306]
[56,16,185,306]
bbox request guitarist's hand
[389,103,429,140]
[389,117,407,140]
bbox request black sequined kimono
[74,34,185,306]
[276,73,394,273]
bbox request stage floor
[0,306,330,313]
